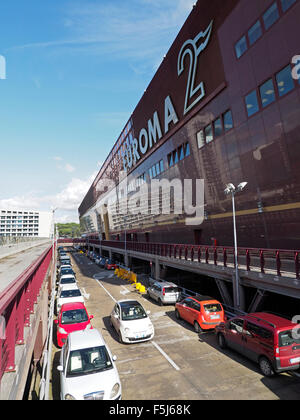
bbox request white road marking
[95,279,117,303]
[151,341,181,371]
[82,287,90,300]
[120,286,130,296]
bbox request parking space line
[151,341,181,371]
[95,279,117,303]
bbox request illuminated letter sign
[178,20,213,115]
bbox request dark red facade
[79,0,300,250]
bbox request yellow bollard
[139,285,146,294]
[136,283,141,291]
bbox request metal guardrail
[39,248,57,400]
[75,238,300,279]
[0,245,53,387]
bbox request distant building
[0,209,53,238]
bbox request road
[0,241,51,294]
[50,252,300,400]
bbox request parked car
[175,295,225,333]
[56,284,84,315]
[97,257,106,268]
[215,312,300,377]
[57,275,77,291]
[57,329,121,400]
[105,259,118,270]
[55,302,93,348]
[59,267,76,278]
[147,281,180,305]
[110,300,154,344]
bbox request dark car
[215,312,300,377]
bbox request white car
[110,299,154,344]
[56,284,84,314]
[57,329,121,400]
[57,275,77,291]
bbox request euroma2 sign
[122,21,214,172]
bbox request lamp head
[224,183,236,195]
[237,182,248,192]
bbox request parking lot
[50,251,300,400]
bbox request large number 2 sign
[178,20,213,116]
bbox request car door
[243,322,273,363]
[148,283,158,300]
[112,304,121,331]
[225,318,245,354]
[179,298,193,323]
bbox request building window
[185,142,190,157]
[213,118,223,137]
[281,0,296,12]
[173,150,179,165]
[179,145,185,161]
[197,130,205,149]
[235,35,247,59]
[159,160,164,173]
[168,153,174,167]
[263,2,280,30]
[260,78,276,107]
[223,110,234,131]
[204,124,213,143]
[245,90,259,117]
[248,20,263,46]
[276,65,295,97]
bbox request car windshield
[204,303,222,313]
[61,309,88,325]
[279,329,300,347]
[60,278,76,284]
[121,302,147,321]
[61,268,74,275]
[67,346,113,377]
[60,290,81,298]
[165,287,179,293]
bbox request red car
[55,302,94,348]
[105,259,118,270]
[215,312,300,376]
[175,295,225,333]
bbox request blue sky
[0,0,194,223]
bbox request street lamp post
[224,182,248,310]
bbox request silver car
[147,281,180,305]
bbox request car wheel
[118,330,124,344]
[259,357,275,377]
[217,333,227,349]
[175,309,180,320]
[194,321,202,333]
[158,298,163,306]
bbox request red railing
[0,245,53,382]
[74,238,300,279]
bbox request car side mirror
[57,365,63,372]
[112,355,117,362]
[147,310,151,315]
[54,320,59,325]
[90,315,94,320]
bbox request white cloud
[64,163,75,173]
[8,0,195,71]
[0,171,98,224]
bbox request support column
[215,279,233,307]
[248,289,267,313]
[155,258,161,280]
[232,273,246,312]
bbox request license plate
[290,357,300,364]
[136,333,145,339]
[211,315,220,320]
